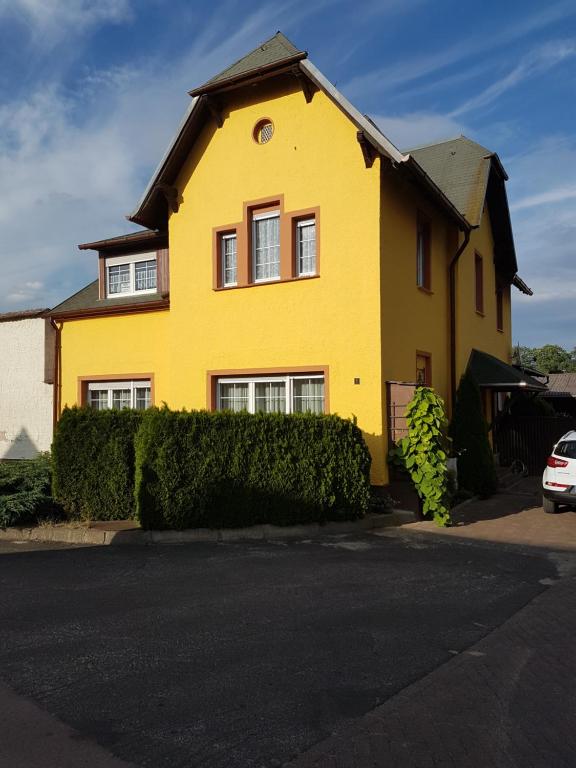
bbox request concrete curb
[0,510,416,547]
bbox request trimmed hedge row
[51,406,371,527]
[135,409,371,530]
[52,407,143,520]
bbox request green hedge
[52,407,143,520]
[135,408,371,530]
[0,453,59,529]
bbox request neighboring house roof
[542,373,576,398]
[50,281,168,320]
[0,308,49,323]
[467,349,548,392]
[408,135,527,289]
[78,229,165,253]
[128,32,469,233]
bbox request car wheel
[543,496,558,514]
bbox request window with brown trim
[78,376,154,410]
[212,196,320,290]
[416,352,432,386]
[475,253,484,314]
[496,287,504,331]
[416,213,431,290]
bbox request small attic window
[253,119,274,145]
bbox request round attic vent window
[254,119,274,144]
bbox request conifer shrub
[52,406,143,520]
[134,408,371,530]
[0,453,58,529]
[449,372,497,498]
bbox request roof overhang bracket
[357,131,378,168]
[206,96,224,128]
[290,65,316,103]
[157,184,180,214]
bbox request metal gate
[493,416,576,475]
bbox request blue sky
[0,0,575,348]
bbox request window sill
[214,274,320,291]
[476,310,485,317]
[417,285,433,295]
[497,328,504,334]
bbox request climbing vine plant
[390,387,451,527]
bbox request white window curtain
[108,264,131,294]
[135,260,157,291]
[217,376,324,414]
[253,213,280,281]
[105,252,157,298]
[297,220,316,276]
[222,234,237,286]
[87,380,152,410]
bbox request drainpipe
[50,318,62,435]
[449,228,471,408]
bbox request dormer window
[105,252,157,298]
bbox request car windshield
[555,441,576,459]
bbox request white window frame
[216,374,325,414]
[252,211,280,283]
[296,218,316,276]
[221,233,237,287]
[105,252,157,298]
[87,380,152,410]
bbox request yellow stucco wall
[59,311,170,406]
[455,206,512,379]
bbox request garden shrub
[389,387,451,526]
[135,408,371,530]
[0,453,58,529]
[449,372,497,498]
[52,406,143,520]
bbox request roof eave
[512,274,533,296]
[188,52,307,97]
[78,230,164,251]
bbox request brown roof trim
[188,52,307,96]
[79,230,165,251]
[50,298,170,321]
[0,308,49,323]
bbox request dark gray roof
[0,308,49,323]
[50,281,167,317]
[407,136,499,226]
[190,32,305,95]
[467,349,548,392]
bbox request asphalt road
[0,532,561,768]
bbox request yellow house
[49,33,537,487]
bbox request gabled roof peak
[189,32,306,97]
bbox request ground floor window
[217,375,325,414]
[87,380,152,410]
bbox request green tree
[512,345,536,368]
[449,372,497,498]
[533,344,576,374]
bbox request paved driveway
[0,527,565,768]
[402,475,576,555]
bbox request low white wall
[0,318,54,459]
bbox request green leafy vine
[389,387,451,527]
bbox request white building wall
[0,318,54,459]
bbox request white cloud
[450,40,576,117]
[342,2,576,102]
[0,0,132,40]
[370,112,467,150]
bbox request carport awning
[467,349,548,392]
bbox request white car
[542,430,576,513]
